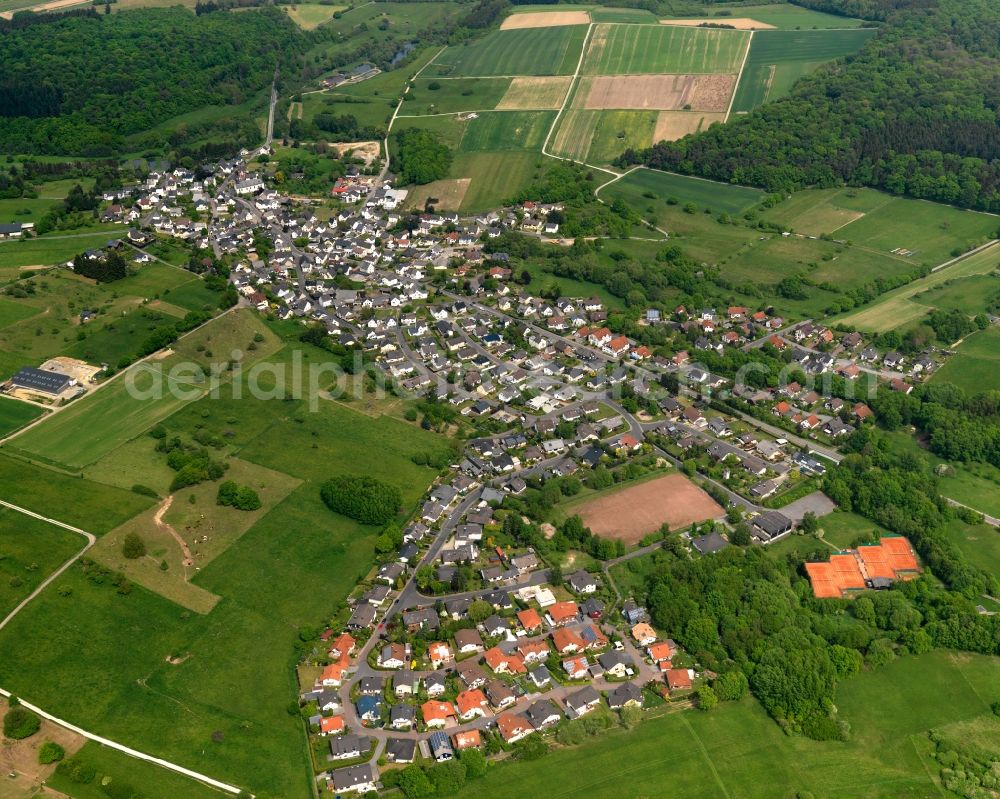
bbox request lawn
[451,649,1000,799]
[64,306,186,367]
[0,453,153,534]
[0,506,85,618]
[817,510,888,550]
[403,77,511,115]
[0,395,44,436]
[9,311,282,471]
[46,741,228,799]
[731,28,877,112]
[944,518,1000,581]
[601,167,765,216]
[0,390,448,796]
[932,326,1000,393]
[282,2,345,29]
[426,26,588,77]
[582,24,750,75]
[835,242,1000,332]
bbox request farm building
[9,366,74,396]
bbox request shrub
[38,741,65,764]
[121,532,146,559]
[131,484,158,498]
[3,705,41,739]
[216,480,262,511]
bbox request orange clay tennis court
[575,473,724,544]
[806,536,920,598]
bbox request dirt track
[576,473,724,543]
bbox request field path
[0,499,244,794]
[0,499,94,634]
[153,495,195,572]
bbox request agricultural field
[282,3,346,29]
[450,151,543,211]
[0,506,85,618]
[0,232,124,274]
[652,110,727,141]
[497,76,573,110]
[835,242,1000,332]
[691,3,869,29]
[500,9,591,29]
[932,326,1000,393]
[452,650,1000,799]
[426,26,588,77]
[8,311,282,471]
[404,77,512,116]
[460,111,556,152]
[581,24,750,75]
[731,28,878,112]
[0,395,45,436]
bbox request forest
[621,0,1000,212]
[0,7,302,156]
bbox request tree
[800,511,819,535]
[459,747,487,778]
[38,741,65,764]
[121,532,146,559]
[867,638,896,668]
[3,705,41,739]
[713,669,749,701]
[398,765,433,799]
[468,599,492,623]
[696,684,718,711]
[320,475,402,525]
[619,704,642,729]
[393,128,452,185]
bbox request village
[10,147,942,795]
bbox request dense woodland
[622,0,1000,212]
[0,7,302,156]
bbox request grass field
[584,110,658,163]
[0,384,449,796]
[601,167,765,216]
[282,2,345,28]
[460,111,556,152]
[0,506,84,618]
[932,326,1000,393]
[913,273,1000,315]
[46,741,228,799]
[404,77,511,115]
[835,242,1000,332]
[9,311,282,471]
[451,151,543,211]
[426,26,588,77]
[0,454,153,533]
[0,232,124,271]
[581,24,750,75]
[731,28,877,112]
[0,395,45,437]
[451,649,1000,799]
